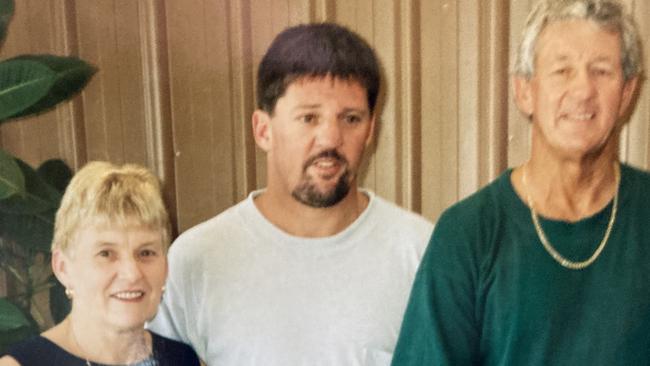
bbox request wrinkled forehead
[535,19,623,62]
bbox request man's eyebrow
[338,107,368,116]
[92,240,159,248]
[292,103,321,111]
[549,54,569,62]
[548,54,617,63]
[591,55,617,63]
[93,241,117,247]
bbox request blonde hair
[52,161,170,253]
[514,0,643,81]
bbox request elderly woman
[0,162,199,365]
[393,1,650,365]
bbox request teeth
[316,160,335,168]
[113,291,144,300]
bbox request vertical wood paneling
[370,0,400,203]
[74,0,168,170]
[419,0,461,220]
[623,0,650,168]
[479,1,509,184]
[1,0,649,231]
[458,0,481,199]
[53,0,87,170]
[228,0,257,204]
[419,0,444,220]
[641,0,650,167]
[399,0,421,211]
[313,0,336,21]
[137,0,177,230]
[166,0,240,231]
[116,3,148,164]
[250,0,281,190]
[77,1,124,162]
[287,0,311,25]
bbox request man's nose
[568,68,597,101]
[316,119,343,149]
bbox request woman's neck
[64,315,152,364]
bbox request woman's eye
[97,250,112,258]
[139,249,157,258]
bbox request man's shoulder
[623,163,650,183]
[436,171,510,230]
[169,197,253,257]
[621,163,650,206]
[371,194,432,227]
[365,192,434,245]
[150,331,200,364]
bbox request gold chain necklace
[521,163,619,270]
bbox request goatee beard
[291,149,351,208]
[292,170,351,208]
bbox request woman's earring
[65,288,74,299]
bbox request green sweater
[392,164,650,366]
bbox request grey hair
[514,0,643,81]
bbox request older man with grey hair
[391,0,649,365]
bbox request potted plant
[0,0,96,353]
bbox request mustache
[302,150,347,172]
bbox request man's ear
[513,76,534,118]
[252,109,272,152]
[51,249,72,290]
[618,76,639,118]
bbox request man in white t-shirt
[148,22,433,366]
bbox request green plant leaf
[0,158,61,214]
[2,55,97,121]
[0,208,56,251]
[0,58,57,121]
[0,157,59,251]
[0,298,29,332]
[0,149,24,200]
[0,0,14,45]
[0,297,37,354]
[37,159,72,192]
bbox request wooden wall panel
[76,1,148,164]
[166,0,241,230]
[622,0,650,168]
[479,1,510,186]
[397,0,421,211]
[1,0,649,233]
[228,0,257,205]
[419,0,461,220]
[0,0,79,168]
